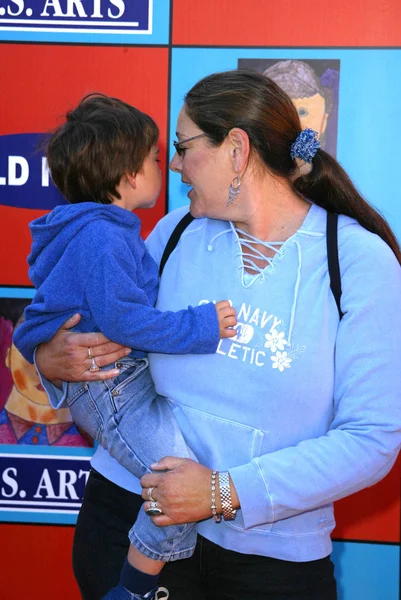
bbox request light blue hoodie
[42,203,401,562]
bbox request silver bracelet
[211,470,222,523]
[219,471,237,521]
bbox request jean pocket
[66,383,88,406]
[109,361,154,414]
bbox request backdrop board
[1,1,401,598]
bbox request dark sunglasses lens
[173,142,182,156]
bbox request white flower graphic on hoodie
[264,329,287,352]
[271,351,292,372]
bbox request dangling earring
[226,175,241,207]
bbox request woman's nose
[169,153,182,173]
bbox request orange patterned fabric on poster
[0,298,92,447]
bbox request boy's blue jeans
[66,357,197,562]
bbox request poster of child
[238,58,340,157]
[0,298,92,447]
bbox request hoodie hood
[28,202,140,288]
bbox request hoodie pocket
[169,398,266,500]
[169,401,274,533]
[169,401,265,469]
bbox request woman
[34,70,401,600]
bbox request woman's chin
[188,194,203,217]
[189,203,204,219]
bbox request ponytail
[294,150,401,265]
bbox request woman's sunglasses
[173,133,207,157]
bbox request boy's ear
[125,172,137,190]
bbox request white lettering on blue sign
[0,454,91,515]
[0,133,66,209]
[0,0,152,34]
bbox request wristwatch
[219,471,237,521]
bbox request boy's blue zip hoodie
[33,204,401,562]
[14,203,219,363]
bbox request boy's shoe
[102,583,169,600]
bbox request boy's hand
[215,300,237,338]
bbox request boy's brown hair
[46,93,159,204]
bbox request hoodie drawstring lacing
[232,226,285,286]
[287,240,302,345]
[207,223,304,345]
[207,228,233,252]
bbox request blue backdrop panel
[332,541,400,599]
[169,48,401,241]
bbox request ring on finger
[87,347,92,359]
[147,487,156,502]
[89,357,100,372]
[145,501,163,516]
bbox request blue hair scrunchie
[290,128,320,163]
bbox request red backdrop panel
[173,0,401,47]
[0,44,169,286]
[333,456,401,543]
[0,524,79,600]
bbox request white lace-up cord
[154,587,169,600]
[207,228,232,251]
[287,239,302,344]
[232,226,285,285]
[206,222,303,343]
[231,226,303,345]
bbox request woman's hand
[35,313,131,383]
[140,457,214,526]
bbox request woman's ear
[227,128,250,173]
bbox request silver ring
[145,501,163,516]
[147,487,156,502]
[89,357,99,372]
[87,347,92,359]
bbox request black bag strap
[159,212,195,277]
[159,210,344,321]
[326,212,344,320]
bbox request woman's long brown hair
[185,69,401,264]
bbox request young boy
[13,94,237,600]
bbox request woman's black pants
[72,469,337,600]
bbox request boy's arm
[84,249,234,355]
